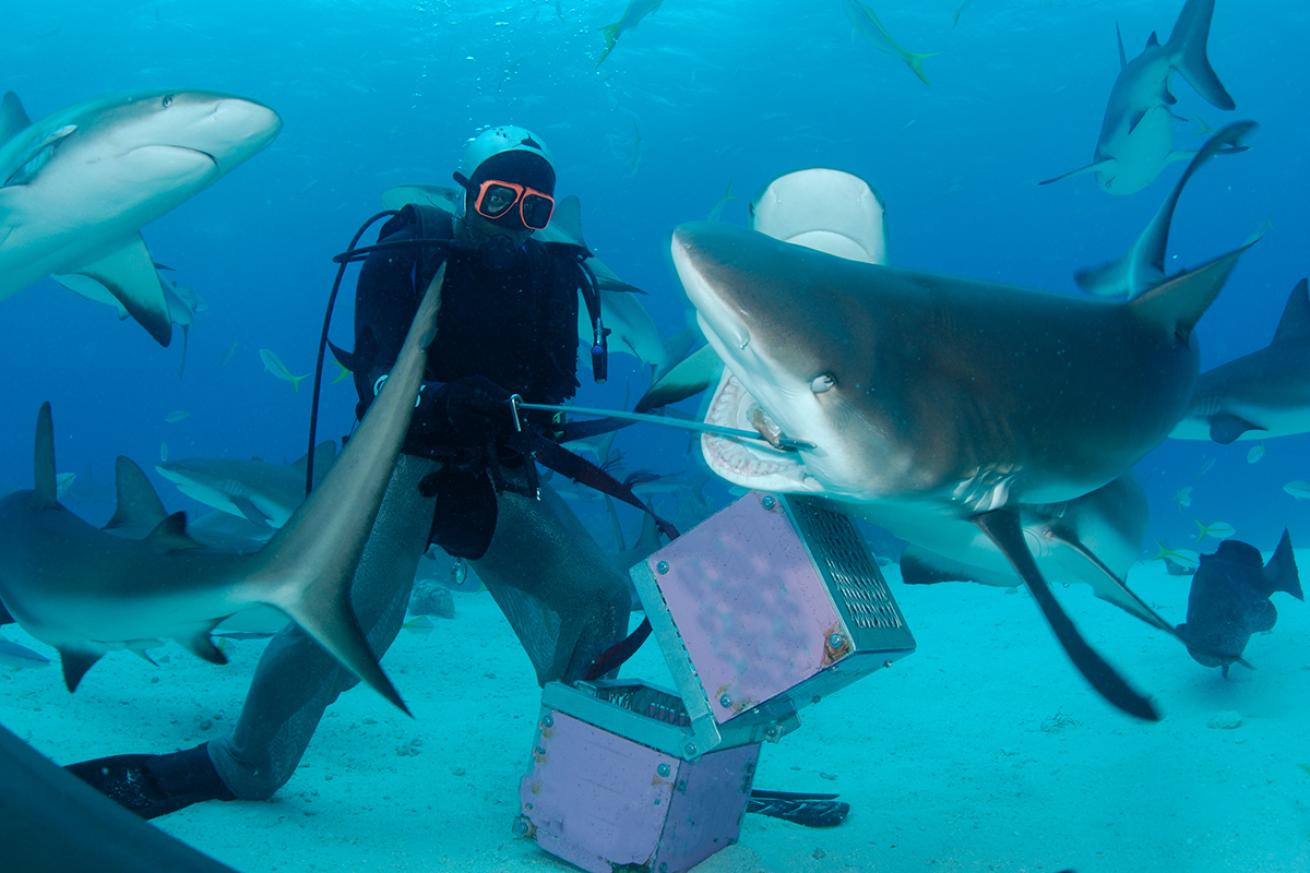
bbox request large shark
[0,266,446,712]
[673,221,1250,719]
[0,722,238,872]
[380,184,670,374]
[0,89,280,345]
[156,441,338,530]
[1040,0,1234,195]
[1171,278,1310,443]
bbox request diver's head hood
[456,125,556,211]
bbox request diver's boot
[66,742,236,820]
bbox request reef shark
[1171,278,1310,443]
[1040,0,1234,195]
[156,442,337,530]
[0,721,239,872]
[673,221,1250,720]
[0,89,280,345]
[0,266,446,712]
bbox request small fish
[1154,542,1200,570]
[952,0,973,29]
[260,349,309,393]
[55,472,76,500]
[1173,486,1193,508]
[159,441,169,463]
[164,410,190,424]
[597,0,664,66]
[1198,456,1217,477]
[1247,444,1265,464]
[844,0,937,86]
[220,340,241,368]
[403,615,435,635]
[1195,520,1236,541]
[1284,481,1310,500]
[0,638,51,671]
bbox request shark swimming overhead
[0,89,280,345]
[672,221,1251,719]
[1040,0,1234,195]
[1171,278,1310,443]
[0,266,445,712]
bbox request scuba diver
[64,125,635,818]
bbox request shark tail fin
[1262,529,1302,600]
[1167,0,1235,110]
[243,265,446,716]
[904,52,936,86]
[598,22,622,65]
[33,403,58,508]
[1128,240,1252,343]
[1270,279,1310,347]
[104,456,167,533]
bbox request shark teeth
[701,371,805,485]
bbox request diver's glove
[431,375,515,443]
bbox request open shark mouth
[700,369,821,494]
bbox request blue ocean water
[4,1,1308,557]
[3,2,1310,871]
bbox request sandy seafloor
[2,552,1308,873]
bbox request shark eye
[162,94,175,108]
[811,373,837,394]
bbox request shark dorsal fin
[1146,31,1160,48]
[1271,279,1310,347]
[104,456,167,533]
[552,195,587,248]
[146,511,204,552]
[1115,23,1128,68]
[33,402,58,507]
[0,92,31,147]
[1129,242,1251,343]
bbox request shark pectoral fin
[33,402,59,508]
[899,549,977,585]
[1038,159,1112,187]
[180,625,229,665]
[231,496,274,529]
[59,649,103,692]
[103,456,167,533]
[53,234,172,347]
[1050,530,1179,637]
[1208,413,1264,444]
[145,512,205,552]
[973,510,1160,722]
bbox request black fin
[974,510,1160,722]
[60,649,103,692]
[1262,529,1302,600]
[1209,413,1264,444]
[899,549,975,585]
[33,402,58,507]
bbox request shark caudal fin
[1128,239,1252,343]
[245,266,446,715]
[1166,0,1235,110]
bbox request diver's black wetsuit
[200,205,631,801]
